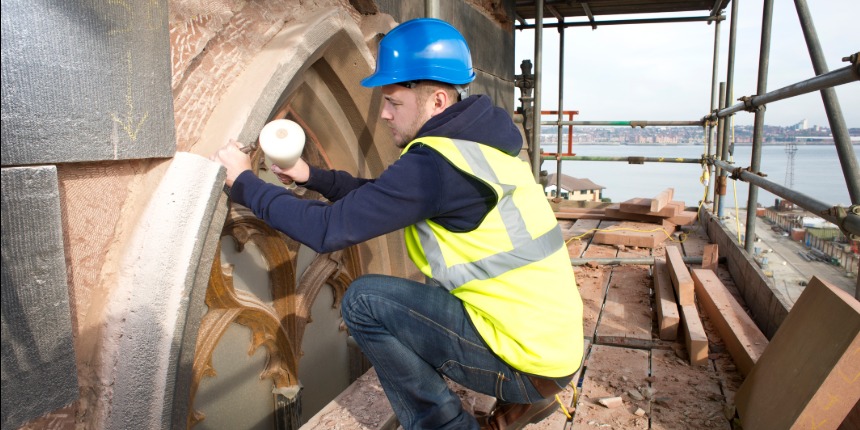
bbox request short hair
[413,80,461,106]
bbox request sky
[513,0,859,129]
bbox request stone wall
[2,1,516,428]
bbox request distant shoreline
[542,141,860,146]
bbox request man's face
[380,84,433,148]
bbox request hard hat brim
[361,67,476,88]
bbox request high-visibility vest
[401,137,583,377]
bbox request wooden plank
[554,207,607,216]
[572,345,650,429]
[651,188,674,212]
[550,199,610,213]
[595,256,652,348]
[619,198,683,217]
[665,245,695,305]
[653,260,680,341]
[701,244,719,271]
[592,221,668,249]
[605,205,664,223]
[554,212,609,221]
[680,303,709,366]
[574,265,610,340]
[576,224,619,340]
[604,206,679,232]
[667,210,698,226]
[650,349,728,429]
[564,219,601,259]
[736,277,860,430]
[691,269,768,376]
[565,219,601,240]
[617,197,650,213]
[582,221,621,259]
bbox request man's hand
[271,158,310,185]
[210,139,252,187]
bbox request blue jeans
[341,274,566,430]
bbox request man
[212,18,583,430]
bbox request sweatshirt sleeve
[300,166,374,202]
[229,149,445,253]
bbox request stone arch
[191,7,410,281]
[185,8,415,428]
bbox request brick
[667,210,698,226]
[619,198,683,217]
[665,246,694,306]
[592,221,668,249]
[680,304,709,366]
[701,244,719,271]
[651,188,674,212]
[598,397,624,409]
[736,277,860,430]
[653,261,680,341]
[691,269,767,376]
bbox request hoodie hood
[416,95,523,156]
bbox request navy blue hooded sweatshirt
[230,94,523,253]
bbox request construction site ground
[720,209,857,303]
[553,218,743,430]
[305,218,752,429]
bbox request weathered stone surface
[1,1,175,165]
[99,153,226,429]
[1,166,78,429]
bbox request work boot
[479,397,558,430]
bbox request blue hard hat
[361,18,476,87]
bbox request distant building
[545,173,606,202]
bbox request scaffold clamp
[729,166,766,181]
[826,205,859,240]
[844,52,860,76]
[739,96,763,113]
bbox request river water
[540,144,859,209]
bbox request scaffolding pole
[540,120,702,127]
[708,66,859,120]
[794,0,860,205]
[744,0,774,253]
[424,0,439,18]
[555,16,565,199]
[541,155,702,164]
[717,0,740,220]
[713,82,727,214]
[516,15,720,30]
[706,15,722,205]
[530,0,544,182]
[569,256,719,266]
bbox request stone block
[1,1,175,165]
[1,166,78,429]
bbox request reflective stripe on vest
[417,219,563,291]
[407,138,562,290]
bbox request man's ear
[429,88,451,116]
